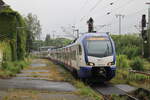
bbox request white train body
[49,33,116,81]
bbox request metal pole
[116,14,124,35]
[76,29,79,38]
[148,5,150,58]
[146,3,150,58]
[119,16,121,34]
[148,5,150,29]
[52,31,56,39]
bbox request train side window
[79,45,82,55]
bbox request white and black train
[48,33,116,81]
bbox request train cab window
[86,37,113,58]
[79,45,82,55]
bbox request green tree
[44,36,72,47]
[0,7,27,61]
[111,34,142,59]
[45,34,51,45]
[25,13,42,53]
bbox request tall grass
[0,59,30,78]
[117,55,130,68]
[131,57,144,71]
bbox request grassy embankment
[0,58,31,78]
[0,7,30,78]
[111,35,150,89]
[111,55,150,89]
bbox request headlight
[87,62,95,66]
[107,62,112,66]
[107,62,115,66]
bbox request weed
[72,80,103,100]
[111,69,150,89]
[0,60,29,78]
[131,57,144,71]
[117,55,130,68]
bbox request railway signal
[141,3,150,58]
[87,17,94,33]
[0,0,9,9]
[141,14,147,42]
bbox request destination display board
[86,37,109,41]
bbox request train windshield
[86,37,113,58]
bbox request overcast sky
[4,0,150,39]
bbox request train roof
[53,32,110,50]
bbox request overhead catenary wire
[106,0,136,16]
[89,0,104,12]
[98,0,137,19]
[76,0,148,35]
[95,0,147,28]
[95,0,136,19]
[79,0,127,23]
[79,0,106,22]
[95,8,146,33]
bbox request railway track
[90,83,150,100]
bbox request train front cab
[77,35,116,81]
[78,58,116,81]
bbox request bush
[131,57,144,71]
[117,55,130,68]
[14,61,27,69]
[1,60,28,77]
[122,46,141,59]
[111,35,141,59]
[0,7,27,61]
[2,61,21,73]
[128,73,150,81]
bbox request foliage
[121,46,141,59]
[45,34,51,45]
[0,7,30,78]
[0,60,29,78]
[117,55,130,68]
[25,13,42,53]
[31,36,72,51]
[128,72,150,81]
[111,94,128,100]
[131,57,144,71]
[25,13,42,40]
[111,69,150,89]
[32,40,44,51]
[16,14,27,60]
[111,34,141,59]
[0,42,12,63]
[72,80,103,100]
[0,7,27,61]
[44,35,72,47]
